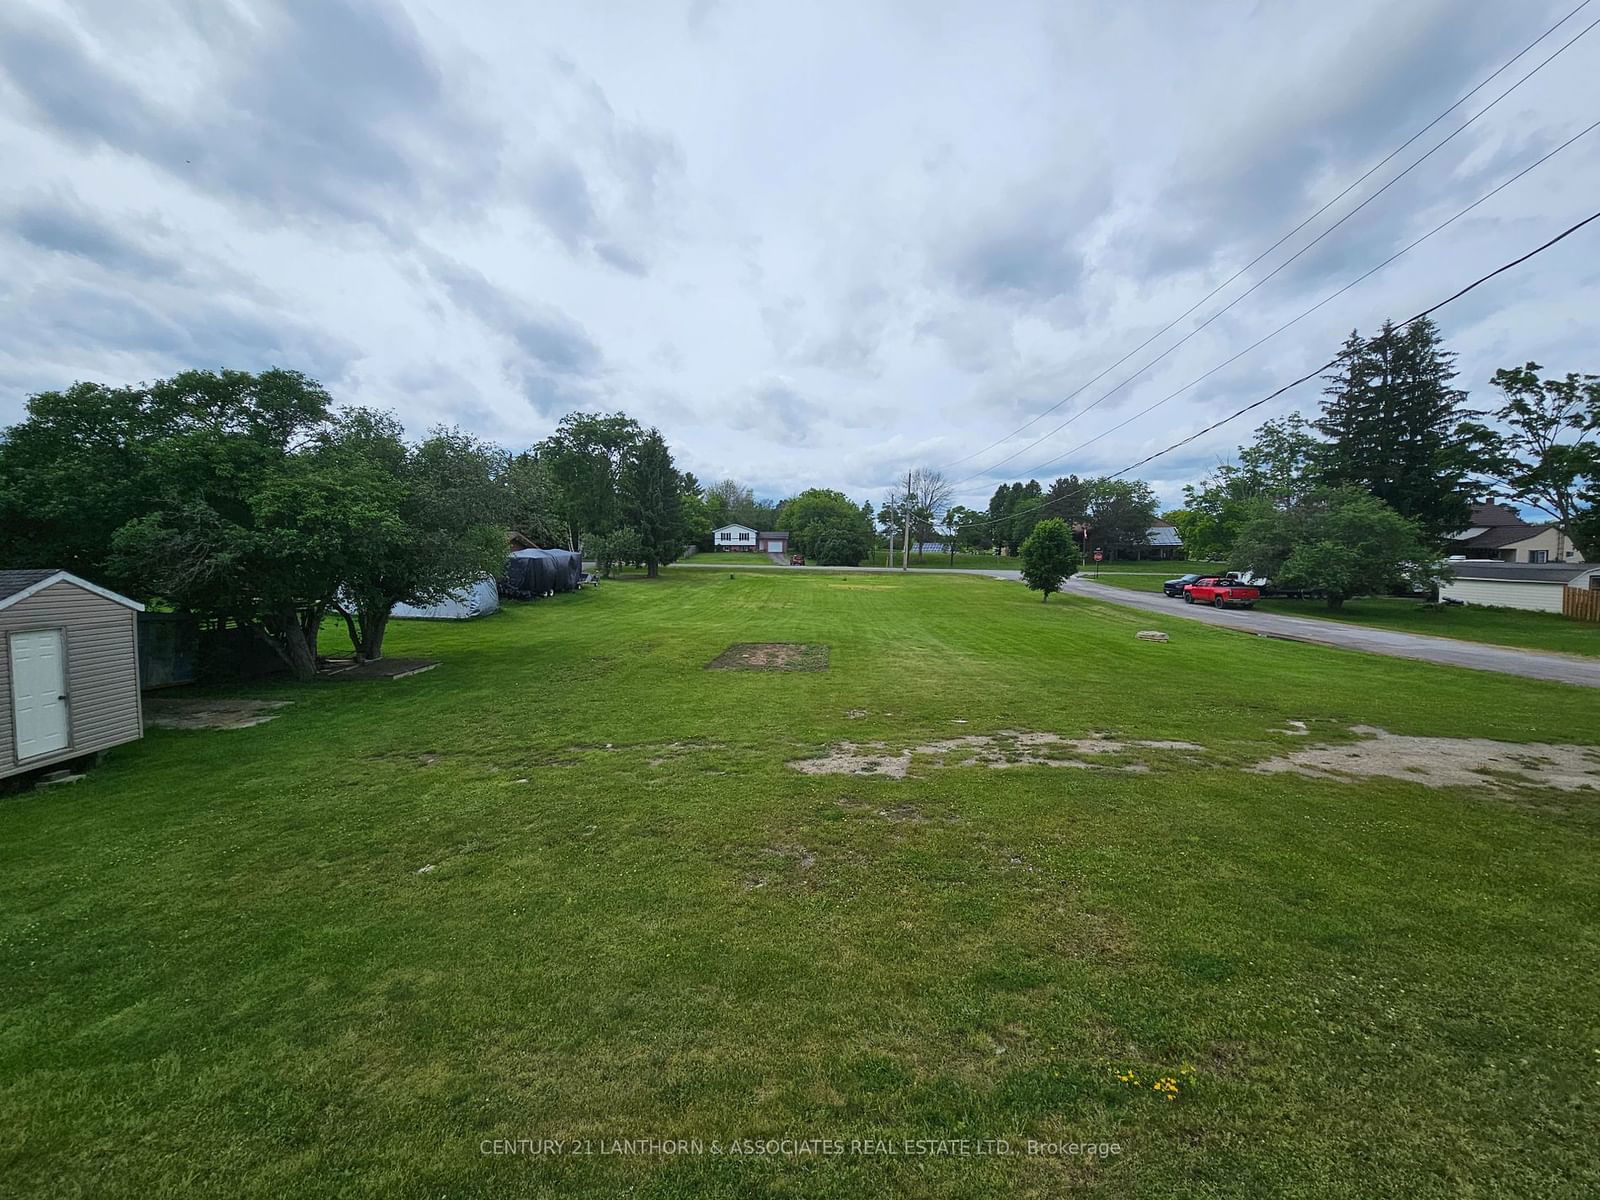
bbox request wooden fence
[1562,586,1600,623]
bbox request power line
[952,205,1600,533]
[964,116,1600,503]
[940,4,1599,487]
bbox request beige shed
[1,570,145,781]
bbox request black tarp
[501,548,583,598]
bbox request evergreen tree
[621,429,683,578]
[1314,318,1476,542]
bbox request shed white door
[10,630,69,760]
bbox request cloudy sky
[2,0,1597,511]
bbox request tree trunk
[259,612,319,681]
[337,605,365,661]
[359,609,390,661]
[1326,595,1346,610]
[300,603,328,664]
[647,560,659,578]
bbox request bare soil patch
[790,730,1202,777]
[707,642,829,671]
[1250,725,1600,792]
[143,698,292,731]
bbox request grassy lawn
[861,550,1015,569]
[4,571,1598,1198]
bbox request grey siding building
[1,570,145,781]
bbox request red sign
[1092,550,1103,562]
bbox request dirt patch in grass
[707,642,829,671]
[143,698,292,730]
[790,730,1202,777]
[1250,725,1600,792]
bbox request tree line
[0,371,696,678]
[1173,317,1598,607]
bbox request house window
[1528,550,1548,564]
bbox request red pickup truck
[1183,576,1260,609]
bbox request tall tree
[1314,319,1479,542]
[0,369,366,680]
[1084,478,1158,560]
[1472,362,1598,557]
[536,412,643,549]
[985,483,1017,553]
[1007,479,1044,555]
[1044,475,1091,531]
[1174,414,1318,559]
[706,479,759,527]
[777,489,874,565]
[332,414,507,662]
[944,505,984,561]
[499,451,563,546]
[890,467,953,567]
[0,369,333,587]
[621,429,684,577]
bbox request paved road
[1063,577,1600,689]
[671,560,1600,688]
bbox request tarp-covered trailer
[391,577,501,620]
[501,549,582,599]
[550,549,582,592]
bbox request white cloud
[2,0,1596,512]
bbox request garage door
[10,629,70,760]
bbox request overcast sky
[2,0,1597,511]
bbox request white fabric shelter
[391,577,501,620]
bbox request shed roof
[0,570,145,613]
[1446,562,1587,583]
[0,570,58,602]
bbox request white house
[713,524,789,553]
[1438,561,1592,614]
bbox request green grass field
[4,571,1597,1198]
[861,549,1013,569]
[1091,572,1600,658]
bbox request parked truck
[1183,576,1261,609]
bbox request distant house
[1445,503,1584,565]
[1143,520,1185,561]
[1438,561,1591,614]
[713,525,789,553]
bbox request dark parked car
[1163,573,1202,597]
